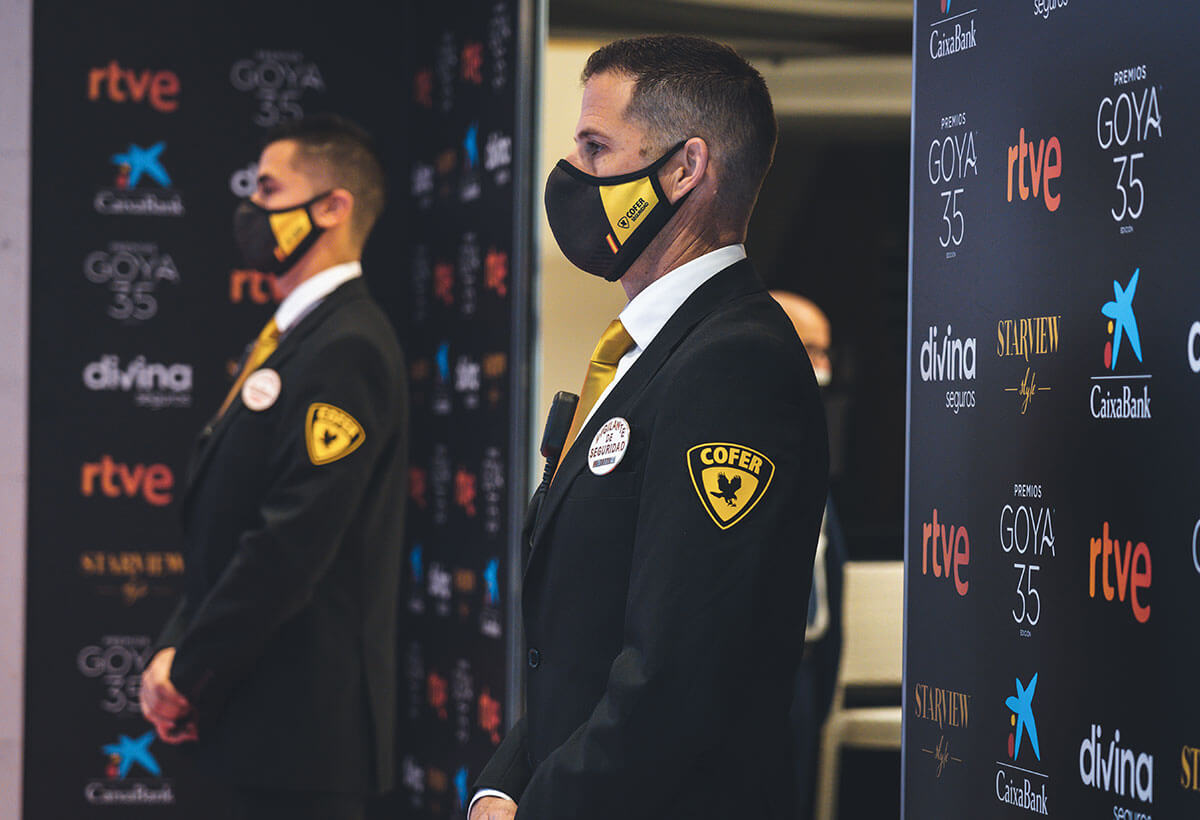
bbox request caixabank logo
[929,1,978,61]
[85,730,174,806]
[996,673,1050,814]
[1090,269,1152,421]
[94,141,184,217]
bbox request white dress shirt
[468,243,746,818]
[274,260,363,333]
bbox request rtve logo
[1006,128,1062,212]
[229,270,283,304]
[87,61,180,113]
[920,508,969,596]
[81,455,174,507]
[1089,522,1150,623]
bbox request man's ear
[660,137,709,204]
[313,188,354,229]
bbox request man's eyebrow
[575,128,609,142]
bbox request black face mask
[544,141,690,282]
[232,191,331,274]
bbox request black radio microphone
[540,391,579,483]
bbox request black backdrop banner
[904,3,1199,819]
[25,1,532,818]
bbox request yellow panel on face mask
[268,207,314,259]
[599,177,659,246]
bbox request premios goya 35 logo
[1091,268,1151,421]
[996,673,1050,814]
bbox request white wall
[535,40,628,426]
[0,1,30,816]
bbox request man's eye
[585,141,604,157]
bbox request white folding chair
[814,560,904,820]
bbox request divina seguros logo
[920,324,976,413]
[1079,723,1153,816]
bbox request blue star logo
[463,122,479,169]
[484,558,500,605]
[454,766,469,810]
[102,731,161,778]
[110,141,171,189]
[410,545,424,583]
[1101,268,1142,370]
[1005,673,1040,762]
[436,342,450,383]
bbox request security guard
[471,36,828,820]
[139,115,407,820]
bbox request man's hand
[140,648,198,744]
[469,796,517,820]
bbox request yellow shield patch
[305,403,365,466]
[686,442,775,530]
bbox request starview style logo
[930,1,978,61]
[996,673,1049,814]
[86,730,174,806]
[913,681,970,778]
[95,141,184,217]
[1091,269,1151,420]
[997,316,1059,414]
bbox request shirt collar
[273,261,363,332]
[619,244,746,350]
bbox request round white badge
[588,417,631,476]
[242,368,281,411]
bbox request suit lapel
[180,278,370,517]
[528,260,764,561]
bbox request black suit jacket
[476,260,828,819]
[156,276,408,794]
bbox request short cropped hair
[583,35,777,221]
[263,113,386,244]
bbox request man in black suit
[139,115,407,820]
[471,36,828,820]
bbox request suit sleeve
[473,715,532,798]
[168,332,398,712]
[515,338,827,818]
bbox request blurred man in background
[771,291,847,820]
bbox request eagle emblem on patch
[686,443,775,529]
[305,402,365,466]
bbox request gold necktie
[217,318,280,417]
[559,318,635,465]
